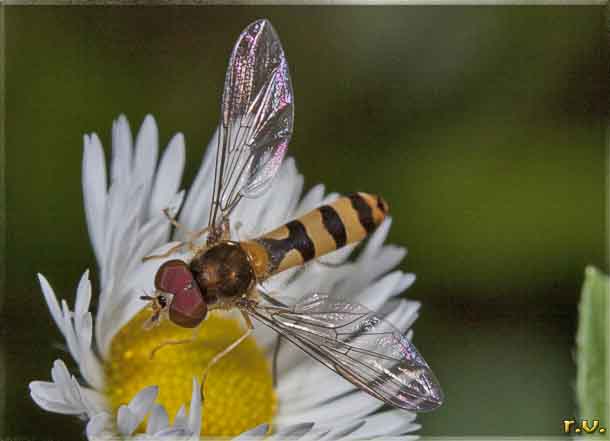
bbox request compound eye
[154,259,207,328]
[157,294,168,309]
[156,260,194,292]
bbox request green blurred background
[2,5,608,439]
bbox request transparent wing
[209,19,294,231]
[242,293,444,412]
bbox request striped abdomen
[241,192,389,279]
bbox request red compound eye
[155,260,207,328]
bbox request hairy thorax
[190,241,256,300]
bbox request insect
[141,18,443,412]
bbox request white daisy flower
[29,114,424,439]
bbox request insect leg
[148,326,201,360]
[257,286,289,308]
[271,335,282,388]
[220,217,231,241]
[187,225,211,243]
[163,207,213,248]
[142,242,187,262]
[201,311,253,396]
[142,212,211,261]
[162,207,185,230]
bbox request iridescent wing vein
[242,293,444,412]
[209,19,294,231]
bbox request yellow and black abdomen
[241,192,389,279]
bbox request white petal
[316,244,355,266]
[101,200,131,280]
[398,272,416,292]
[154,426,192,437]
[173,405,188,428]
[51,359,81,406]
[79,386,108,416]
[251,158,303,233]
[146,404,170,435]
[385,298,420,332]
[346,409,418,438]
[133,190,186,263]
[268,422,314,439]
[61,300,80,363]
[187,378,202,436]
[368,245,405,281]
[30,393,81,415]
[104,207,139,286]
[406,329,414,341]
[29,381,82,415]
[29,381,61,401]
[338,219,406,297]
[117,405,138,436]
[128,385,158,422]
[316,420,366,441]
[178,128,218,237]
[96,234,188,357]
[30,359,99,417]
[95,278,116,358]
[37,273,64,336]
[111,114,134,183]
[110,216,140,291]
[255,158,303,227]
[74,270,92,326]
[82,134,108,264]
[133,115,159,221]
[277,362,356,414]
[134,216,172,256]
[277,392,381,426]
[319,192,340,208]
[275,347,364,411]
[295,184,325,216]
[98,286,145,358]
[234,424,269,439]
[86,411,113,440]
[166,189,186,217]
[78,312,93,350]
[353,270,407,310]
[362,217,392,259]
[299,427,331,441]
[150,132,185,217]
[134,115,159,182]
[79,334,105,391]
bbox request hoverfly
[141,18,443,412]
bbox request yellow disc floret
[105,309,276,436]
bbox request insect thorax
[190,241,255,299]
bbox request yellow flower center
[105,309,277,436]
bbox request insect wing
[209,19,294,229]
[244,293,444,412]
